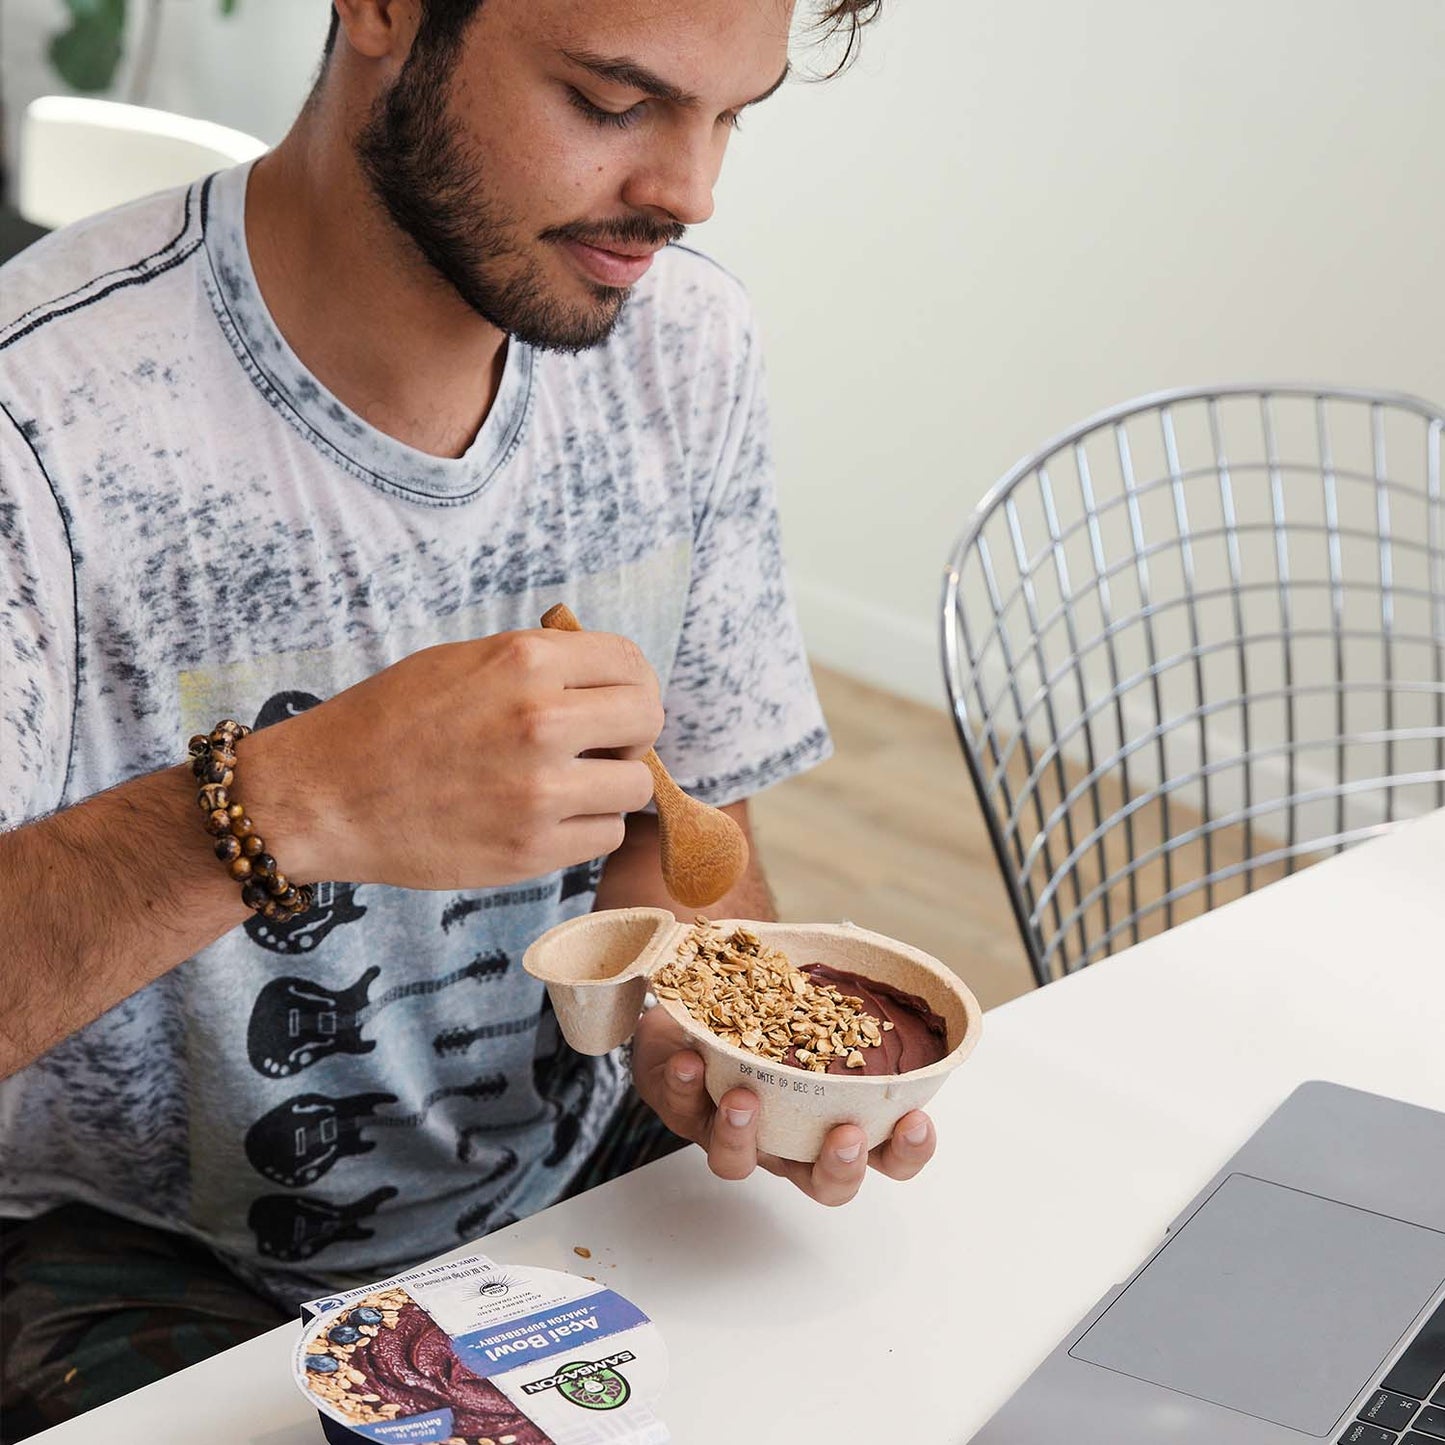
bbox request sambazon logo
[521,1351,635,1410]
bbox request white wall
[137,0,330,143]
[698,0,1445,713]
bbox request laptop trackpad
[1070,1173,1445,1435]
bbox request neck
[245,104,508,460]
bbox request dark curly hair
[322,1,884,75]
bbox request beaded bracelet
[188,719,315,922]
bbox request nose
[621,125,724,227]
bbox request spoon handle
[539,603,585,634]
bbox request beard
[355,29,684,353]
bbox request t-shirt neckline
[201,159,533,504]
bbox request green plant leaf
[47,0,235,95]
[63,0,116,19]
[48,0,128,93]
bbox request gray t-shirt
[0,161,829,1304]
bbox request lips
[558,237,659,288]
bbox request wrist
[154,762,254,919]
[224,724,331,889]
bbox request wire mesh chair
[942,384,1445,988]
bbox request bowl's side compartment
[523,909,678,1055]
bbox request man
[0,0,935,1433]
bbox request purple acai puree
[782,964,949,1076]
[314,1300,553,1444]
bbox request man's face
[356,0,794,352]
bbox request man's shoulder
[0,182,205,351]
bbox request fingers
[761,1112,936,1202]
[760,1123,870,1205]
[812,1125,870,1203]
[625,1002,939,1207]
[867,1110,936,1182]
[705,1088,761,1182]
[555,685,665,757]
[629,1011,716,1147]
[541,630,658,690]
[648,1050,714,1145]
[550,814,629,866]
[558,757,654,818]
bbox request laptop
[970,1081,1445,1444]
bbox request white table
[28,809,1445,1444]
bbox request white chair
[943,384,1445,986]
[18,96,267,231]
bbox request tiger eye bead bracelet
[188,720,315,922]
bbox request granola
[650,921,892,1073]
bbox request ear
[331,0,422,63]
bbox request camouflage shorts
[0,1204,288,1444]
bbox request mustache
[542,216,687,251]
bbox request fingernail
[725,1108,753,1128]
[671,1063,699,1084]
[835,1142,862,1164]
[903,1122,929,1146]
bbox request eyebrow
[560,49,791,112]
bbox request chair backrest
[18,96,267,231]
[943,384,1445,987]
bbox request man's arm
[0,629,665,1081]
[604,800,938,1204]
[0,765,250,1078]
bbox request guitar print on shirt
[246,951,511,1078]
[247,878,369,956]
[455,1157,530,1242]
[559,856,605,904]
[248,1185,398,1262]
[532,1027,598,1170]
[243,1075,510,1186]
[244,1128,522,1258]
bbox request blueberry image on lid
[305,1354,340,1374]
[349,1307,384,1327]
[328,1325,361,1345]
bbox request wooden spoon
[540,603,750,908]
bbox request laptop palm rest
[1068,1172,1445,1435]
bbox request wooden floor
[749,666,1309,1010]
[748,667,1038,1010]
